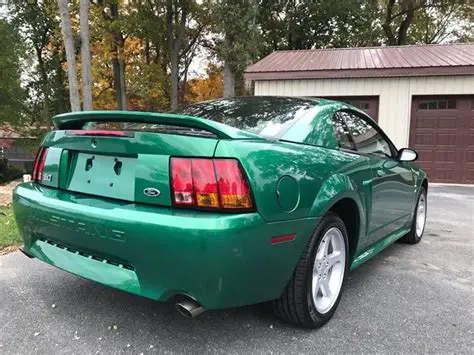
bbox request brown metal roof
[245,43,474,80]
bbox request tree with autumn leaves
[1,0,472,129]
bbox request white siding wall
[254,75,474,148]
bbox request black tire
[400,187,427,244]
[272,212,349,328]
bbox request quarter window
[331,112,355,150]
[339,111,393,158]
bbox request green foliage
[1,0,471,126]
[329,0,384,48]
[6,0,69,127]
[0,20,26,125]
[0,206,21,250]
[213,0,260,73]
[407,1,474,44]
[380,0,473,45]
[0,160,24,184]
[257,0,383,56]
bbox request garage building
[245,43,474,184]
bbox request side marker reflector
[271,234,296,245]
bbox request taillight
[170,158,194,205]
[170,158,254,211]
[32,147,48,182]
[32,148,42,181]
[192,159,219,208]
[214,159,253,209]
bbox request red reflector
[214,159,253,209]
[170,158,194,205]
[191,159,219,208]
[271,234,296,244]
[66,130,132,137]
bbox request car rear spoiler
[52,111,261,140]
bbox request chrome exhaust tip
[175,299,205,318]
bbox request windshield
[174,97,319,138]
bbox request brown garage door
[410,96,474,184]
[322,96,379,121]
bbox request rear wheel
[273,212,348,328]
[400,187,427,244]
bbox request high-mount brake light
[170,158,253,211]
[66,130,133,137]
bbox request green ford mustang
[13,96,428,328]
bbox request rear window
[174,97,319,138]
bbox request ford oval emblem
[144,187,161,197]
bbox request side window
[331,112,356,150]
[342,111,393,158]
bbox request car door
[331,112,373,249]
[339,110,415,244]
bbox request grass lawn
[0,206,22,251]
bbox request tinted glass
[174,97,318,138]
[87,121,216,137]
[340,111,392,158]
[332,112,355,150]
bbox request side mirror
[398,148,418,162]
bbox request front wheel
[400,187,427,244]
[273,212,348,328]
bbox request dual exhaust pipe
[175,299,205,318]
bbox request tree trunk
[110,2,127,110]
[112,57,122,108]
[57,0,81,112]
[179,66,188,105]
[170,43,179,109]
[118,56,127,110]
[145,41,151,65]
[397,9,415,45]
[223,62,235,98]
[80,0,93,110]
[56,48,68,114]
[35,46,50,119]
[166,0,178,110]
[166,0,188,110]
[383,0,397,45]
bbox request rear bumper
[13,183,318,309]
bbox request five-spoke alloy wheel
[312,227,346,314]
[401,187,427,244]
[273,212,348,328]
[415,192,427,237]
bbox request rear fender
[310,173,368,250]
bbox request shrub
[0,159,24,184]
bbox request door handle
[376,169,385,177]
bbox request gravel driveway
[0,185,472,354]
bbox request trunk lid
[39,111,252,207]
